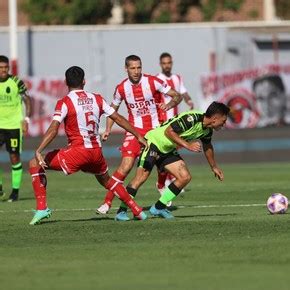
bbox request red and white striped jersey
[112,74,171,130]
[53,90,115,148]
[156,73,187,121]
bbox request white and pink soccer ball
[266,193,288,214]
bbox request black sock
[11,188,19,195]
[126,186,137,197]
[168,182,182,196]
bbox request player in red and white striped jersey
[157,52,194,122]
[156,52,195,197]
[96,55,182,220]
[28,66,148,225]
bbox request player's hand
[212,166,224,181]
[35,151,47,169]
[187,100,194,110]
[187,141,201,152]
[138,136,148,150]
[22,120,29,136]
[159,103,171,111]
[101,130,110,141]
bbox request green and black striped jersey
[0,75,27,129]
[145,110,213,153]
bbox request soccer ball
[266,193,288,214]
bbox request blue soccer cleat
[149,205,174,219]
[29,208,52,225]
[115,211,130,221]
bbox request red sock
[106,177,142,216]
[29,166,47,210]
[104,171,126,206]
[157,171,167,189]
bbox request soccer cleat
[134,211,147,221]
[115,211,130,221]
[149,205,174,219]
[29,208,52,225]
[7,191,18,202]
[96,203,110,215]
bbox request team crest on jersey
[219,88,259,129]
[6,87,10,93]
[187,116,194,122]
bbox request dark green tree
[22,0,113,25]
[275,0,290,20]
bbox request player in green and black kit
[115,101,230,219]
[0,55,32,202]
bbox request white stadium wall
[1,22,290,114]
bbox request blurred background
[1,0,290,166]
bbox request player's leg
[0,130,5,199]
[95,170,146,220]
[97,133,141,214]
[89,149,146,220]
[150,154,191,219]
[28,149,63,225]
[5,129,23,202]
[115,166,151,217]
[96,156,135,214]
[115,143,156,221]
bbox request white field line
[0,203,265,214]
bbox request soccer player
[28,66,148,225]
[117,101,230,219]
[0,55,32,202]
[96,55,182,221]
[156,52,194,194]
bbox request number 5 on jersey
[85,111,96,134]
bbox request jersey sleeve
[170,113,199,134]
[112,85,122,107]
[154,77,171,94]
[18,79,27,94]
[53,99,68,123]
[102,98,115,117]
[200,130,213,144]
[178,75,187,95]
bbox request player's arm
[182,92,194,109]
[165,126,201,152]
[21,92,32,135]
[160,88,182,112]
[202,142,224,181]
[35,120,60,168]
[102,103,119,141]
[109,112,147,148]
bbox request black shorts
[0,129,22,154]
[138,142,183,172]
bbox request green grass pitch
[1,162,290,290]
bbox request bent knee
[180,173,191,186]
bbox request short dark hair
[160,52,172,61]
[0,55,9,64]
[65,66,85,88]
[125,55,141,67]
[205,101,230,117]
